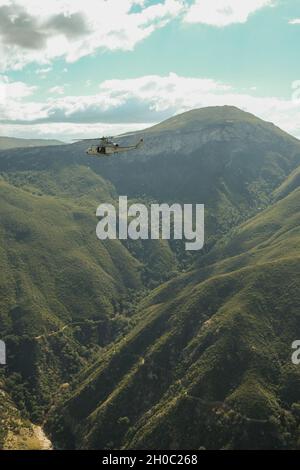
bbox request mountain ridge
[0,136,64,150]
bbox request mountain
[0,136,64,150]
[105,106,300,236]
[1,106,300,244]
[1,106,300,449]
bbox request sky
[0,0,300,141]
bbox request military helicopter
[83,136,144,157]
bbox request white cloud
[184,0,273,27]
[49,85,65,95]
[1,73,300,141]
[0,73,231,124]
[289,19,300,25]
[0,0,185,71]
[36,67,52,75]
[98,73,231,113]
[0,122,150,142]
[0,75,36,104]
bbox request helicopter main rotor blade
[71,138,101,142]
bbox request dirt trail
[34,319,105,341]
[35,325,69,340]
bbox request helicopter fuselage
[86,139,143,157]
[86,145,116,156]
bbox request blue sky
[1,0,300,141]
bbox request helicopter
[83,136,144,157]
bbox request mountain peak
[145,105,290,139]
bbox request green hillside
[0,374,52,450]
[0,162,177,427]
[0,383,31,449]
[46,183,300,450]
[0,171,145,421]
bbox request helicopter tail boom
[113,138,144,153]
